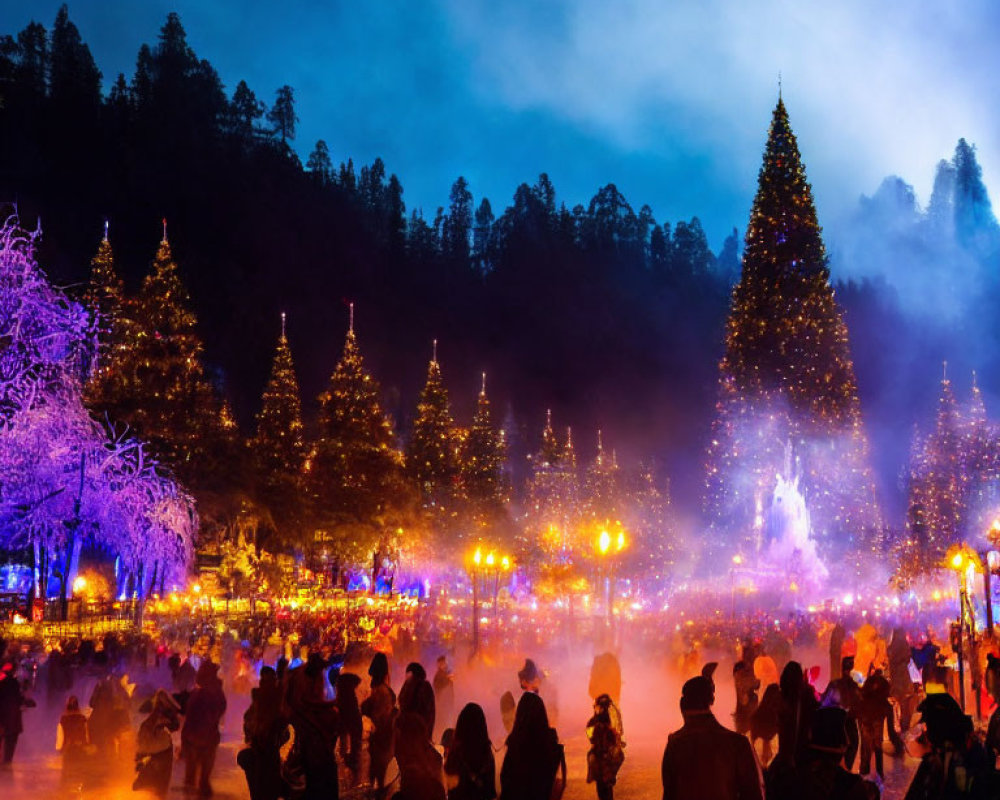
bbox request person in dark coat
[444,702,496,800]
[773,661,818,771]
[903,692,996,800]
[986,654,1000,762]
[857,672,897,780]
[334,671,363,775]
[588,653,623,705]
[887,628,916,732]
[58,695,90,771]
[361,652,397,800]
[287,657,340,800]
[134,690,181,798]
[434,656,455,739]
[500,691,565,800]
[823,656,861,770]
[0,662,34,763]
[830,623,846,686]
[88,673,127,756]
[393,711,445,800]
[768,706,879,800]
[750,683,782,768]
[399,661,436,742]
[239,667,289,800]
[733,660,760,736]
[181,659,227,796]
[662,675,763,800]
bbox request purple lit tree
[0,216,194,611]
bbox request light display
[0,216,194,601]
[458,373,508,518]
[252,312,305,479]
[309,305,406,538]
[85,222,232,484]
[525,411,581,560]
[406,340,458,507]
[705,98,880,560]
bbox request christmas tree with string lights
[458,373,508,518]
[251,313,307,547]
[525,411,581,561]
[406,341,459,508]
[90,223,232,481]
[83,223,132,407]
[705,97,880,560]
[584,431,622,523]
[309,305,406,539]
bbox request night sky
[3,0,997,250]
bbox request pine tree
[584,430,621,524]
[526,412,581,561]
[82,222,128,395]
[407,341,458,506]
[251,313,306,549]
[705,98,879,559]
[902,370,966,576]
[101,225,231,480]
[459,373,508,516]
[310,306,405,533]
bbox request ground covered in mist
[0,639,918,800]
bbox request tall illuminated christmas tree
[90,223,231,481]
[705,97,879,558]
[526,411,581,561]
[252,313,306,547]
[459,373,508,518]
[83,223,133,407]
[584,431,621,523]
[310,305,405,533]
[406,341,459,507]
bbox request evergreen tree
[443,176,473,264]
[902,371,966,575]
[267,84,297,143]
[584,430,621,523]
[82,222,126,383]
[310,307,405,532]
[705,98,879,559]
[99,225,231,482]
[459,373,508,516]
[306,139,333,185]
[406,341,458,506]
[251,313,306,548]
[526,411,581,561]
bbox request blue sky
[4,0,999,249]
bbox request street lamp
[946,545,982,714]
[466,544,512,656]
[595,523,627,626]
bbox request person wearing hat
[661,674,763,800]
[767,706,878,800]
[586,693,625,800]
[181,659,227,796]
[518,659,542,693]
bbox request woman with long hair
[361,652,397,800]
[500,692,565,800]
[444,703,496,800]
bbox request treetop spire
[432,338,438,364]
[103,218,109,242]
[281,310,287,340]
[348,301,354,334]
[161,217,168,244]
[480,371,487,396]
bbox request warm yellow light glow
[501,556,511,570]
[732,554,743,566]
[951,552,964,570]
[72,576,87,594]
[485,551,495,567]
[473,547,482,566]
[597,530,610,555]
[193,583,202,594]
[616,531,625,552]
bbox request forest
[1,6,999,530]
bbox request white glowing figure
[764,466,828,593]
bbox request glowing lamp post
[466,545,512,656]
[595,524,627,625]
[946,545,981,713]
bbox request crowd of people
[0,609,999,799]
